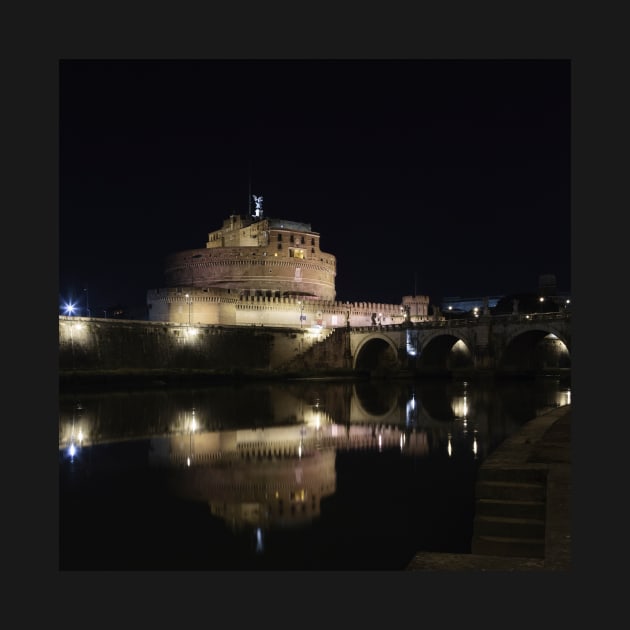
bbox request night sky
[59,59,570,314]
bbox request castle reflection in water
[59,378,570,547]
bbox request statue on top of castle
[252,195,263,218]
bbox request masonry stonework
[148,212,431,328]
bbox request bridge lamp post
[64,301,77,316]
[299,301,304,328]
[185,293,191,325]
[84,286,91,317]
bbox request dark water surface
[59,376,570,570]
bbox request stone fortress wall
[148,286,431,329]
[163,215,337,301]
[148,210,431,328]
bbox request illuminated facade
[147,203,430,328]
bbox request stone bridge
[58,311,571,379]
[344,311,571,374]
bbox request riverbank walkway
[406,404,571,571]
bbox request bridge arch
[415,330,475,371]
[499,325,571,372]
[353,333,401,372]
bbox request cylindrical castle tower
[164,214,336,301]
[147,204,431,328]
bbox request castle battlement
[147,212,430,328]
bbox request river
[59,375,570,570]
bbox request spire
[248,160,252,215]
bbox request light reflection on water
[59,377,570,570]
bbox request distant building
[538,273,571,310]
[441,296,502,317]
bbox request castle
[147,198,430,329]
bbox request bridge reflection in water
[59,376,570,570]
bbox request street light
[185,293,191,325]
[84,286,91,317]
[298,301,304,328]
[63,301,77,316]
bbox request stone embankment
[407,405,571,571]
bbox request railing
[349,311,570,333]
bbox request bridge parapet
[347,311,571,373]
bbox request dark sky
[59,59,570,313]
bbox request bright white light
[406,394,417,425]
[378,433,382,452]
[473,436,478,456]
[68,443,76,457]
[187,456,191,467]
[63,301,77,316]
[447,435,452,457]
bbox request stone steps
[471,468,548,559]
[473,514,546,539]
[475,480,546,502]
[475,497,546,520]
[471,535,545,559]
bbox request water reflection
[59,377,570,569]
